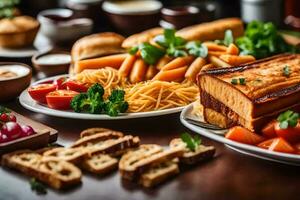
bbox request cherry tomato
[261,120,277,138]
[9,113,16,122]
[54,77,68,90]
[0,113,9,122]
[1,122,22,140]
[274,121,300,144]
[46,90,79,110]
[0,131,9,143]
[28,84,57,103]
[66,80,88,93]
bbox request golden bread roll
[71,32,125,62]
[176,18,244,41]
[122,27,163,49]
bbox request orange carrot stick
[156,56,173,70]
[226,43,240,55]
[129,59,148,83]
[118,54,136,77]
[219,55,255,65]
[208,51,227,57]
[74,53,128,73]
[185,57,206,82]
[145,65,158,80]
[153,66,188,82]
[203,42,227,51]
[161,56,194,71]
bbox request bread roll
[176,18,244,41]
[122,27,163,49]
[71,32,125,62]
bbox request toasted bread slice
[203,107,235,129]
[80,128,123,138]
[170,138,215,165]
[2,150,82,190]
[43,147,88,164]
[71,132,125,148]
[119,145,183,180]
[139,161,179,188]
[81,154,118,175]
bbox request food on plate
[70,83,128,116]
[1,150,82,189]
[71,32,125,62]
[0,68,17,79]
[46,90,79,110]
[176,18,244,42]
[65,80,88,93]
[0,16,40,48]
[80,127,123,138]
[28,84,57,104]
[124,81,198,112]
[199,53,300,132]
[0,106,36,143]
[170,133,215,165]
[236,21,299,59]
[225,126,264,145]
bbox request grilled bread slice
[43,147,88,164]
[2,150,82,190]
[170,139,215,165]
[203,107,235,129]
[119,145,183,180]
[80,127,123,138]
[81,154,118,175]
[139,161,179,188]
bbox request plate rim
[19,74,185,120]
[180,102,300,161]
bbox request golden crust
[80,127,123,138]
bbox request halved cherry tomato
[257,138,276,149]
[268,137,295,154]
[46,90,79,110]
[261,120,277,138]
[28,84,57,103]
[54,77,68,90]
[66,80,88,93]
[225,126,264,145]
[274,121,300,144]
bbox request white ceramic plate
[0,34,52,58]
[180,102,300,165]
[19,75,184,120]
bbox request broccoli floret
[87,83,104,99]
[104,89,128,116]
[70,93,88,113]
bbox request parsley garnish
[231,78,246,85]
[239,78,246,85]
[30,178,47,195]
[128,43,165,65]
[277,110,300,129]
[231,78,238,85]
[214,30,234,47]
[283,65,290,77]
[186,41,208,58]
[180,133,201,151]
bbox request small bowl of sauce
[0,63,32,102]
[32,50,71,76]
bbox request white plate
[0,34,52,58]
[180,103,300,164]
[19,75,184,120]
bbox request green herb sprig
[30,178,47,195]
[231,78,246,85]
[0,0,19,18]
[277,110,300,129]
[283,65,290,77]
[180,133,201,151]
[215,30,234,47]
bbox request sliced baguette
[139,161,179,188]
[43,147,88,164]
[81,154,118,175]
[170,138,215,165]
[80,128,123,138]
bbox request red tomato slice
[257,138,276,149]
[28,84,57,103]
[66,80,88,93]
[261,121,277,138]
[274,121,300,144]
[268,137,295,154]
[225,126,264,145]
[46,90,79,110]
[54,77,68,90]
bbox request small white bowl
[37,8,93,43]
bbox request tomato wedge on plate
[66,80,88,93]
[46,90,79,110]
[225,126,264,145]
[54,77,68,90]
[268,137,295,154]
[274,121,300,144]
[261,121,277,139]
[257,138,276,149]
[28,84,57,103]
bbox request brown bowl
[161,6,200,29]
[0,62,32,102]
[32,50,71,76]
[102,0,162,35]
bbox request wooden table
[1,99,300,200]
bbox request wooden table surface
[1,99,300,200]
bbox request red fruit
[9,114,16,122]
[28,84,57,103]
[46,90,79,110]
[269,137,295,154]
[0,113,9,122]
[257,138,276,149]
[261,121,277,138]
[20,125,35,137]
[0,132,9,143]
[66,80,88,93]
[274,121,300,144]
[1,122,22,140]
[54,77,68,90]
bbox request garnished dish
[21,18,279,119]
[1,127,215,192]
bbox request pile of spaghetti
[74,67,199,113]
[124,81,198,112]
